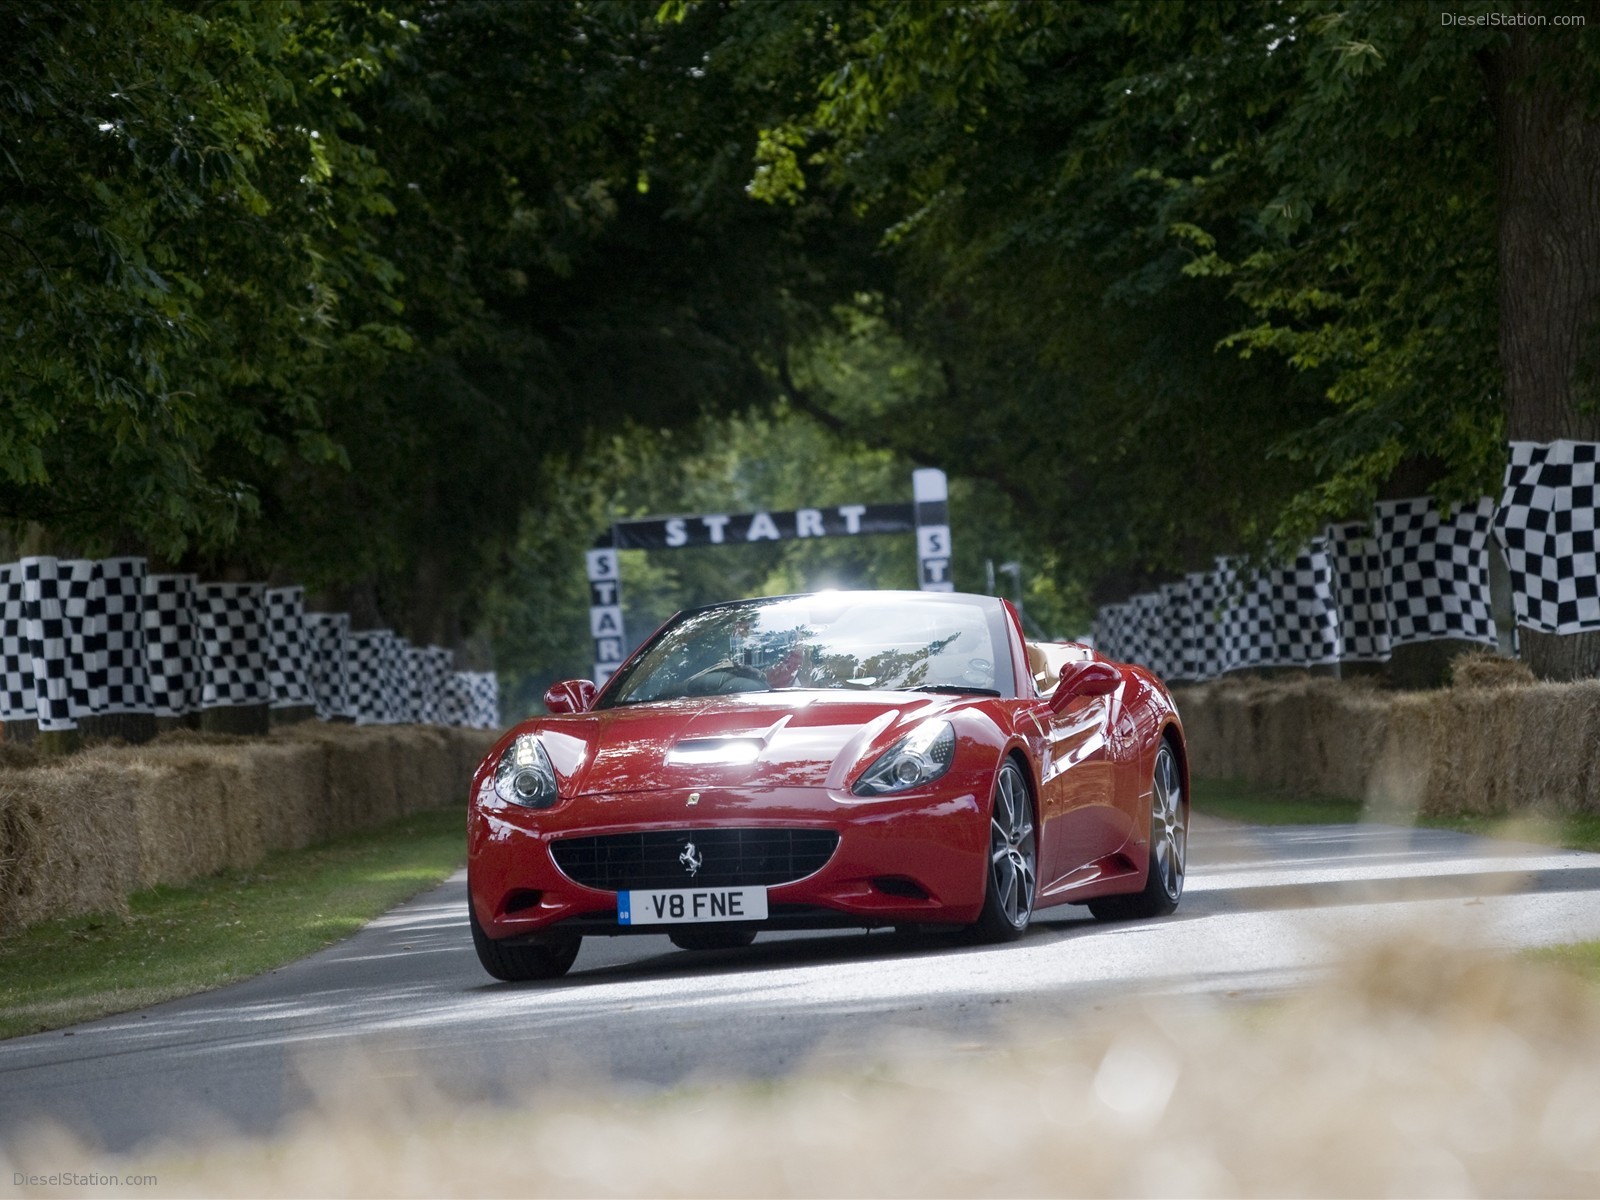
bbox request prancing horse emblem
[679,841,703,877]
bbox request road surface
[3,816,1600,1153]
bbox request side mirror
[544,679,598,715]
[1049,661,1121,712]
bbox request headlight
[493,734,559,808]
[852,720,956,796]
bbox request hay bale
[1500,681,1600,816]
[114,743,239,889]
[1418,687,1512,818]
[0,760,140,931]
[0,720,478,934]
[1451,650,1536,689]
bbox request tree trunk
[1485,6,1600,680]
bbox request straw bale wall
[1173,674,1600,819]
[0,725,496,933]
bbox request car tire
[971,759,1037,942]
[469,904,581,981]
[1089,739,1186,922]
[668,928,759,952]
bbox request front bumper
[468,782,989,941]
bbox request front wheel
[1089,740,1186,921]
[469,905,581,982]
[971,760,1037,942]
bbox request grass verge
[1190,777,1364,825]
[1191,776,1600,852]
[0,806,465,1041]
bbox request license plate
[618,886,768,926]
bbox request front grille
[550,828,840,892]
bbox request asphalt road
[4,816,1600,1154]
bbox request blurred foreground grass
[7,937,1598,1197]
[0,807,465,1040]
[1194,775,1600,994]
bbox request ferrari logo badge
[679,841,703,877]
[687,792,701,806]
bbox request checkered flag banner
[383,634,414,723]
[456,671,501,730]
[100,558,151,714]
[1216,559,1278,671]
[1117,592,1161,673]
[347,629,396,725]
[21,558,74,731]
[408,645,454,725]
[1268,539,1341,668]
[1185,566,1229,681]
[264,587,315,710]
[1373,496,1498,647]
[1,562,33,723]
[1327,522,1392,662]
[196,582,271,709]
[1091,602,1132,663]
[59,560,108,719]
[145,574,200,717]
[1154,582,1191,681]
[307,612,352,720]
[1493,440,1600,634]
[0,556,498,732]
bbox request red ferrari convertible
[467,590,1187,981]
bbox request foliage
[0,1,408,556]
[720,0,1555,585]
[7,0,1598,680]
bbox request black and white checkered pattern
[456,671,501,730]
[1268,539,1341,667]
[347,629,400,725]
[1493,440,1600,634]
[438,670,469,728]
[1373,497,1498,647]
[22,558,74,731]
[144,574,199,716]
[1327,522,1392,662]
[1215,560,1278,671]
[195,583,271,708]
[1184,566,1229,681]
[100,558,151,714]
[264,587,315,710]
[0,557,499,730]
[60,559,107,719]
[1091,602,1132,663]
[1,562,33,722]
[306,612,352,720]
[407,645,453,725]
[1152,582,1190,681]
[1120,592,1162,673]
[382,634,413,723]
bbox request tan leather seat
[1026,641,1059,694]
[1027,640,1092,695]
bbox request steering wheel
[961,657,994,687]
[683,659,769,695]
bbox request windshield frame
[594,591,1019,709]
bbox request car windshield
[598,592,1016,707]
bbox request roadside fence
[0,561,499,733]
[1093,439,1600,679]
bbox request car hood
[533,690,967,795]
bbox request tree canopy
[4,0,1598,682]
